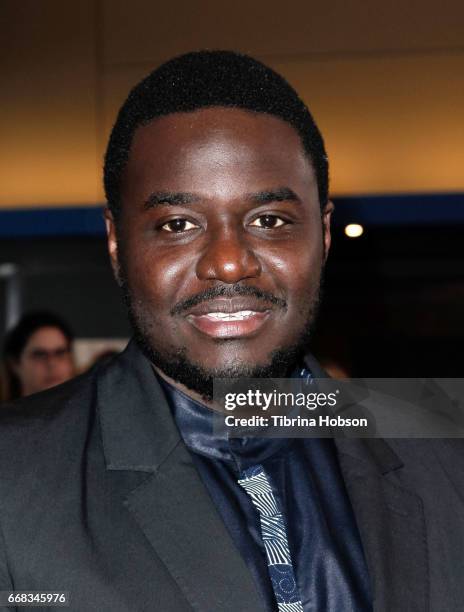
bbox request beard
[118,266,324,401]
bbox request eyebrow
[144,191,200,209]
[247,187,301,204]
[143,186,300,210]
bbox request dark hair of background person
[1,311,74,402]
[104,49,329,224]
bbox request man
[0,51,463,612]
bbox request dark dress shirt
[159,375,372,612]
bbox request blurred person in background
[2,311,75,400]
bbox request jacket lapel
[335,438,429,612]
[125,441,264,612]
[305,355,429,611]
[97,341,263,612]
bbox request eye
[249,214,287,229]
[160,218,199,233]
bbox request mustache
[170,284,287,316]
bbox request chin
[125,281,319,400]
[138,330,307,401]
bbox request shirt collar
[157,366,313,472]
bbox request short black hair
[3,311,74,362]
[104,50,329,221]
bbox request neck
[152,364,220,411]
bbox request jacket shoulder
[0,367,99,483]
[1,368,95,420]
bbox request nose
[45,354,60,372]
[196,228,261,283]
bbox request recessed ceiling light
[344,223,364,238]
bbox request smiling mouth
[181,295,276,339]
[187,310,271,338]
[199,310,262,321]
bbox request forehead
[122,107,316,197]
[26,327,68,350]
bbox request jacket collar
[97,339,180,472]
[303,352,403,476]
[98,340,405,477]
[304,353,428,609]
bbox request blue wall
[1,193,463,237]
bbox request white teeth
[205,310,256,321]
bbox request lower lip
[186,311,271,339]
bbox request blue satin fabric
[159,377,372,612]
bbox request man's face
[106,107,332,397]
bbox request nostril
[196,237,261,282]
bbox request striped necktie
[238,465,304,612]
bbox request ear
[322,200,334,263]
[104,208,122,286]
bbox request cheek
[59,359,74,375]
[122,241,164,299]
[19,360,42,382]
[125,241,196,308]
[263,240,323,294]
[155,252,195,298]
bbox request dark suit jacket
[0,340,463,611]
